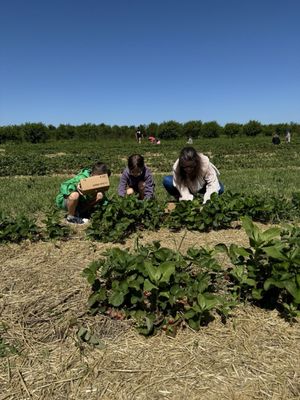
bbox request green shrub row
[1,192,299,244]
[83,219,300,337]
[87,192,300,243]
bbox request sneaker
[66,215,85,224]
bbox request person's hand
[96,192,104,201]
[126,188,134,195]
[77,183,83,196]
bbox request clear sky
[1,0,300,127]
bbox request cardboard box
[80,174,110,195]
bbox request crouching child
[56,162,111,224]
[118,154,155,200]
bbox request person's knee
[218,182,225,195]
[68,191,80,201]
[163,175,173,189]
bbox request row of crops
[0,137,299,176]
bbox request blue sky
[1,0,300,127]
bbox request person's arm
[202,163,220,203]
[144,168,155,199]
[118,170,129,197]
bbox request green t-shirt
[55,168,91,208]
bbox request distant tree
[76,123,99,140]
[98,123,112,138]
[262,124,274,136]
[158,120,182,139]
[55,124,76,140]
[201,121,221,138]
[273,123,289,136]
[182,120,202,138]
[290,121,300,135]
[224,123,241,137]
[119,125,134,138]
[242,120,262,136]
[22,122,49,143]
[111,125,123,138]
[147,122,159,138]
[0,125,23,143]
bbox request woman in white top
[163,147,224,204]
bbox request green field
[0,135,299,216]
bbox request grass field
[0,135,299,215]
[0,135,299,400]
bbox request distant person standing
[187,136,193,145]
[272,132,281,145]
[285,130,291,144]
[136,129,142,144]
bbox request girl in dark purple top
[118,154,155,200]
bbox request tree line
[0,120,298,144]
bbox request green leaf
[241,216,259,242]
[197,293,219,311]
[261,227,281,242]
[284,281,300,304]
[264,278,285,290]
[109,291,125,307]
[159,261,176,283]
[144,261,162,284]
[89,335,105,349]
[252,288,263,300]
[143,279,157,292]
[184,309,196,319]
[263,245,287,261]
[187,318,200,330]
[87,290,107,307]
[158,291,170,299]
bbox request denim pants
[162,175,224,199]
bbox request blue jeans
[162,175,224,199]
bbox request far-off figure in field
[285,130,291,144]
[272,132,281,145]
[136,128,142,144]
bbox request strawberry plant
[82,241,234,335]
[86,196,165,243]
[165,191,299,232]
[0,213,40,243]
[217,217,300,319]
[43,208,71,240]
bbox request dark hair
[128,154,145,171]
[91,162,111,177]
[175,147,203,191]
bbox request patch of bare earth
[44,152,67,158]
[0,227,299,400]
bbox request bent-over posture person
[56,162,111,224]
[163,147,224,204]
[118,154,155,200]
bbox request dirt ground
[0,227,299,400]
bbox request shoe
[66,215,85,224]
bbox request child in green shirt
[56,162,111,224]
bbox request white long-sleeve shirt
[172,153,220,203]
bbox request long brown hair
[175,147,204,192]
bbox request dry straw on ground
[0,227,299,400]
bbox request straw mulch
[0,227,299,400]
